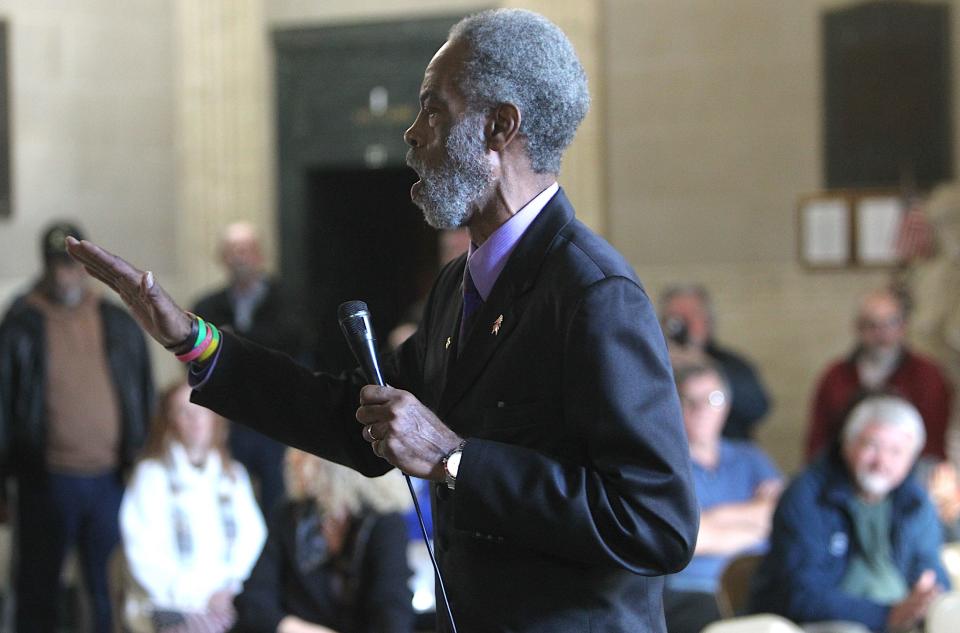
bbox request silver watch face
[446,450,463,477]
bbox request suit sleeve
[452,276,699,574]
[190,332,390,477]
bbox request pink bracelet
[176,323,214,363]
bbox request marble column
[174,0,274,301]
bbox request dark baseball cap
[41,221,86,262]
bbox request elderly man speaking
[66,8,698,633]
[752,395,951,632]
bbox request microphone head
[337,300,385,386]
[338,300,371,336]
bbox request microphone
[337,300,385,386]
[336,299,459,633]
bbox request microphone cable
[338,301,459,633]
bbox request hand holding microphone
[338,301,462,480]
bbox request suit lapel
[438,189,575,417]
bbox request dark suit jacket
[193,189,699,633]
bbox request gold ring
[368,425,379,442]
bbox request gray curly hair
[449,9,590,174]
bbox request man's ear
[486,103,521,151]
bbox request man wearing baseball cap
[0,220,154,633]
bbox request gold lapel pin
[445,336,452,349]
[491,315,503,335]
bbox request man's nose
[404,125,420,148]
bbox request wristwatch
[443,440,467,490]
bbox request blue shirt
[667,440,781,593]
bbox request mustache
[406,149,423,173]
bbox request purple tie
[459,265,484,351]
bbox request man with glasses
[665,362,782,633]
[806,287,952,460]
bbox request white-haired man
[66,9,698,632]
[752,395,950,632]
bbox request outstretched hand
[65,237,193,348]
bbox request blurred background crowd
[2,1,960,632]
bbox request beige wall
[0,0,179,382]
[0,1,176,297]
[0,1,956,472]
[607,0,960,473]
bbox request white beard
[854,471,896,499]
[406,111,493,229]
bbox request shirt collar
[467,182,559,300]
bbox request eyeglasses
[680,390,726,411]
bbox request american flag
[895,202,935,262]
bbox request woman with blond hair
[120,382,267,632]
[234,449,414,633]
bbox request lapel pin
[445,336,452,349]
[491,315,503,335]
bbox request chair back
[926,591,960,633]
[716,553,764,618]
[701,614,803,633]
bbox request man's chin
[416,198,472,230]
[855,472,896,498]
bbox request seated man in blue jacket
[751,395,950,632]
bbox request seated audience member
[660,283,771,440]
[234,449,414,633]
[752,395,951,633]
[806,287,953,461]
[916,459,960,542]
[664,363,783,633]
[120,382,267,633]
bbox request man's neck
[468,173,556,246]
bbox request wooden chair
[716,553,764,618]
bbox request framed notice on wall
[797,190,905,269]
[855,195,903,265]
[798,194,851,268]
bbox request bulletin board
[797,190,904,269]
